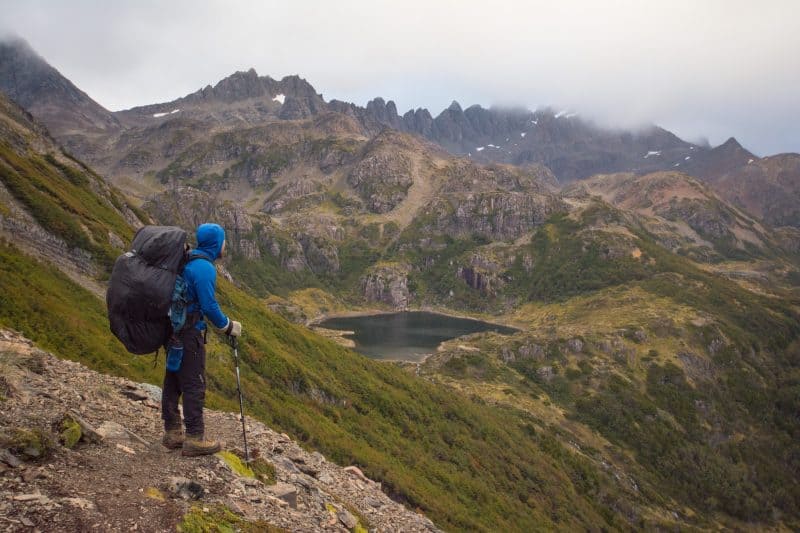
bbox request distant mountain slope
[690,148,800,228]
[0,37,120,157]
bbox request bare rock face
[456,254,505,295]
[347,153,414,214]
[360,265,410,309]
[143,186,260,260]
[297,234,339,274]
[774,227,800,253]
[421,192,563,241]
[262,179,326,213]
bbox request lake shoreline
[309,305,524,330]
[313,310,520,363]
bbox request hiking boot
[162,428,184,449]
[181,434,221,457]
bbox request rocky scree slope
[0,328,437,532]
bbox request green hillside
[0,124,630,531]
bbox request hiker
[161,223,242,456]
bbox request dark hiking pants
[162,327,206,436]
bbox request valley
[1,35,799,531]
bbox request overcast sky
[1,0,798,155]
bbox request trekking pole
[231,336,250,463]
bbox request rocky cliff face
[360,264,410,309]
[143,187,261,260]
[348,149,414,214]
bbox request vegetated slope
[420,194,800,529]
[0,94,642,532]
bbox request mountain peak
[719,137,743,150]
[0,35,119,139]
[447,100,463,113]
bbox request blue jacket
[184,223,230,331]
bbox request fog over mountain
[1,0,798,155]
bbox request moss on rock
[178,505,283,533]
[59,417,82,449]
[144,487,165,501]
[216,450,254,478]
[0,427,52,460]
[249,457,276,485]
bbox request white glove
[221,319,242,337]
[228,320,242,337]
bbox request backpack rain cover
[106,226,187,354]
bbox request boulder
[265,482,298,509]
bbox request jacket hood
[195,223,225,261]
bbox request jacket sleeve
[194,263,229,329]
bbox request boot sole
[181,445,221,457]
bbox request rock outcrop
[348,149,414,214]
[143,186,260,260]
[360,264,410,309]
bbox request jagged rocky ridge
[5,36,799,200]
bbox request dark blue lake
[316,311,518,361]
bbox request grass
[0,143,135,270]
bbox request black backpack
[106,226,189,354]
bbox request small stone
[310,451,326,463]
[166,477,204,500]
[366,496,382,508]
[0,449,22,468]
[13,493,50,504]
[62,497,95,510]
[20,517,34,527]
[338,510,358,530]
[297,463,319,476]
[316,472,334,484]
[265,494,288,507]
[21,468,40,482]
[116,444,136,455]
[120,387,148,401]
[96,421,131,442]
[272,456,301,474]
[343,466,371,483]
[265,482,297,509]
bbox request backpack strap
[177,252,214,334]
